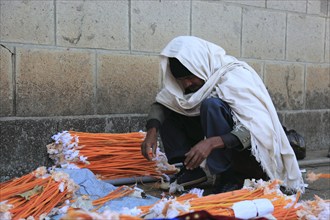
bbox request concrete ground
[137,149,330,201]
[299,149,330,200]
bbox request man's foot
[213,180,241,194]
[212,169,243,194]
[171,166,207,188]
[280,186,297,196]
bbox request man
[141,36,304,193]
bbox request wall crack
[0,44,15,55]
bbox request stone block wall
[1,0,329,181]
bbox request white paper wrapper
[253,198,274,217]
[233,200,257,219]
[233,198,274,219]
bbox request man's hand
[184,136,224,170]
[141,128,158,161]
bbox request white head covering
[156,36,304,192]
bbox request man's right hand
[141,127,158,161]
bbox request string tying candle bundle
[47,131,177,180]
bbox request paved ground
[300,163,330,201]
[137,149,330,202]
[299,149,330,200]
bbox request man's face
[176,75,205,94]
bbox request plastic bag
[283,126,306,160]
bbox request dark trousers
[160,98,267,179]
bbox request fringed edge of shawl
[250,142,305,194]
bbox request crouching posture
[141,36,304,193]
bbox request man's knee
[201,97,228,112]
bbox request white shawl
[156,36,304,192]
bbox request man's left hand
[184,136,224,170]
